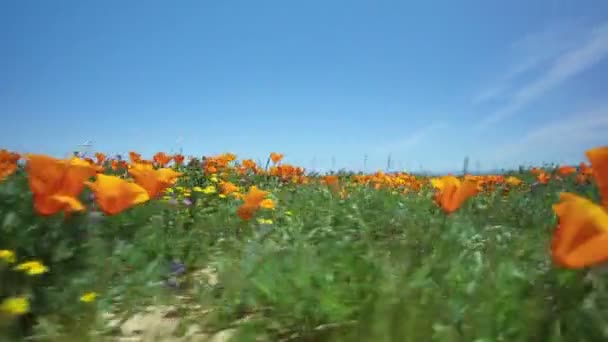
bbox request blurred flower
[260,198,275,209]
[552,146,608,269]
[26,154,97,216]
[0,250,16,263]
[14,260,49,275]
[270,152,284,164]
[0,297,29,315]
[86,174,150,215]
[505,176,523,186]
[431,175,479,214]
[237,186,269,220]
[202,185,216,194]
[257,218,273,225]
[129,164,182,198]
[153,152,172,167]
[80,292,98,303]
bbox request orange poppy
[129,164,183,198]
[537,172,550,184]
[551,146,608,268]
[173,154,185,165]
[86,174,150,215]
[270,152,284,164]
[557,165,577,176]
[26,155,97,215]
[95,152,106,165]
[237,186,269,220]
[430,175,479,214]
[153,152,172,167]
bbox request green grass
[1,167,607,342]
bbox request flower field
[1,147,607,341]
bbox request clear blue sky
[2,0,608,173]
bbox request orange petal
[586,146,608,207]
[87,174,149,215]
[552,192,608,268]
[33,194,85,216]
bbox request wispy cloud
[472,23,582,106]
[473,22,608,129]
[489,105,608,166]
[372,121,448,155]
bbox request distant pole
[462,156,469,175]
[77,140,93,158]
[363,154,368,172]
[331,156,336,171]
[475,160,480,174]
[386,153,392,172]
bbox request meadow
[0,148,607,342]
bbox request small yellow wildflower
[210,174,218,183]
[80,292,98,303]
[202,185,216,194]
[14,260,49,275]
[193,186,204,192]
[0,250,16,263]
[0,296,29,315]
[260,199,275,209]
[257,218,273,225]
[162,195,172,201]
[165,188,174,194]
[219,194,227,198]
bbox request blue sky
[1,0,608,173]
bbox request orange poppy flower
[237,186,269,220]
[430,175,479,214]
[220,181,240,195]
[173,154,185,165]
[505,176,523,186]
[153,152,172,167]
[551,146,608,268]
[129,165,183,198]
[86,174,150,215]
[557,165,577,176]
[537,172,550,184]
[95,152,106,165]
[270,152,284,164]
[26,155,97,215]
[579,162,593,176]
[129,151,142,164]
[0,150,19,181]
[0,162,17,181]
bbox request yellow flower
[1,297,29,315]
[257,218,273,225]
[210,174,218,183]
[202,185,216,194]
[80,292,98,303]
[193,186,204,192]
[162,195,172,201]
[175,186,186,193]
[14,260,49,275]
[0,250,16,263]
[260,199,275,209]
[165,188,174,194]
[219,194,227,198]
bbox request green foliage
[0,166,606,342]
